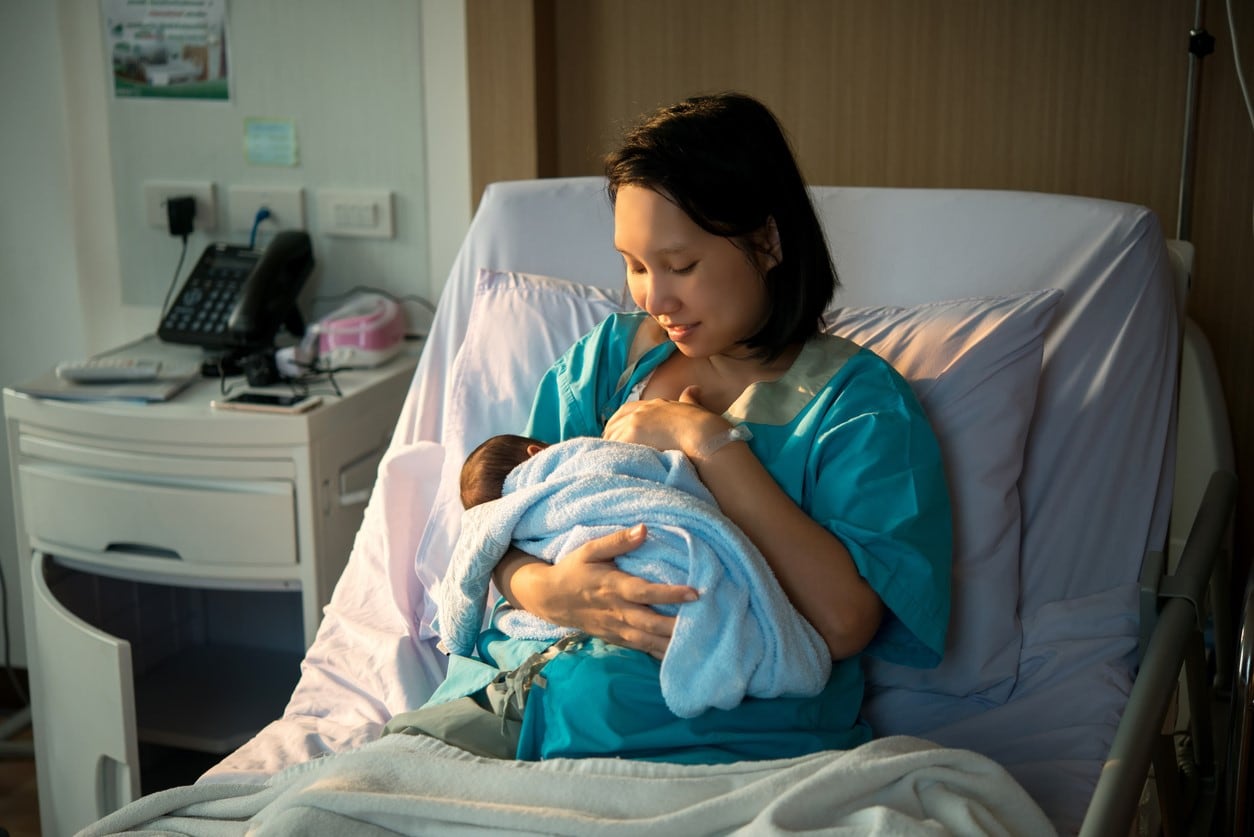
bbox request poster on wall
[103,0,230,100]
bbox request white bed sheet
[203,179,1177,835]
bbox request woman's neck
[637,317,804,412]
[708,341,802,384]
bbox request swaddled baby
[434,433,831,719]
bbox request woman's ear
[757,216,782,271]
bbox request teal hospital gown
[432,311,952,764]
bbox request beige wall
[469,0,1254,600]
[0,0,472,668]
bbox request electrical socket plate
[317,188,394,239]
[144,180,217,231]
[228,185,306,232]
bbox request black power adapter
[166,195,197,238]
[240,349,281,387]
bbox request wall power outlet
[317,188,394,239]
[144,180,217,231]
[228,185,305,232]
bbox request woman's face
[614,185,770,360]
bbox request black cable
[214,359,241,397]
[211,350,343,399]
[283,362,343,397]
[159,234,190,318]
[282,377,311,399]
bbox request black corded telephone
[158,230,314,351]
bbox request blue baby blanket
[433,436,831,718]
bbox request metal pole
[1177,0,1215,242]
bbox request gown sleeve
[802,351,952,667]
[525,313,639,443]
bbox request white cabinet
[28,557,138,828]
[4,350,416,836]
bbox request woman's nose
[640,272,678,316]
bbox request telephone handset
[158,230,314,351]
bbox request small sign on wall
[103,0,230,101]
[244,118,299,167]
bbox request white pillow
[828,290,1061,700]
[413,269,625,628]
[416,268,1061,703]
[445,269,627,463]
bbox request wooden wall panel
[466,0,556,204]
[1190,2,1254,609]
[549,0,1188,229]
[468,0,1254,595]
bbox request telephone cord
[158,233,190,319]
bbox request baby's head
[460,434,548,508]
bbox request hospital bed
[81,178,1244,835]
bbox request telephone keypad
[158,243,261,349]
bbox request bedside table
[3,346,417,835]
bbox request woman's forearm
[488,528,691,657]
[691,441,883,660]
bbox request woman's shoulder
[814,336,936,440]
[553,311,645,365]
[793,332,897,390]
[730,334,902,428]
[807,332,863,363]
[574,311,669,374]
[791,333,923,420]
[545,311,663,400]
[810,333,908,387]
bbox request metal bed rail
[1080,469,1238,837]
[1228,564,1254,836]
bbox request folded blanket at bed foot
[79,733,1058,836]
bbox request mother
[492,91,953,763]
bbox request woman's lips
[661,322,696,341]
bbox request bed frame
[68,179,1249,836]
[1086,240,1240,834]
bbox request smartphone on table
[211,392,323,414]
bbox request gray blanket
[80,733,1056,836]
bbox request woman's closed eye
[620,253,696,276]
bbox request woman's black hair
[604,92,838,361]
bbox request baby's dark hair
[460,434,539,509]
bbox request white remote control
[56,357,163,383]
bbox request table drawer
[18,462,297,568]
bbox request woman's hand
[603,386,728,456]
[493,525,698,659]
[609,387,885,660]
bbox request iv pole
[1177,0,1215,243]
